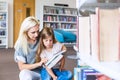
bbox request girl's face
[27,24,39,42]
[43,36,53,49]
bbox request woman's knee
[19,69,34,80]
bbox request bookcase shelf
[43,5,78,46]
[0,2,8,48]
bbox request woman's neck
[28,39,36,44]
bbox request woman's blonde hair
[14,16,40,55]
[36,27,57,62]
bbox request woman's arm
[18,61,42,70]
[18,58,47,70]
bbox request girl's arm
[59,45,66,71]
[45,65,57,80]
[61,45,67,51]
[59,56,65,71]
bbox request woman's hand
[41,57,48,64]
[38,57,48,67]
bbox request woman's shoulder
[14,46,25,57]
[15,46,23,52]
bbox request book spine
[74,68,82,80]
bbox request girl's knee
[68,71,72,77]
[66,71,73,79]
[40,69,51,80]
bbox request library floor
[0,47,77,80]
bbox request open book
[45,50,66,68]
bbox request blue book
[81,68,102,80]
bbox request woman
[36,27,73,80]
[14,16,49,80]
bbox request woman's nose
[35,32,38,37]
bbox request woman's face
[43,36,53,49]
[27,24,39,42]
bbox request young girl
[36,27,73,80]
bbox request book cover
[81,68,101,80]
[45,50,66,68]
[81,68,112,80]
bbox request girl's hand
[53,76,57,80]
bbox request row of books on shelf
[44,16,57,22]
[44,7,77,15]
[59,16,77,22]
[0,39,3,44]
[0,30,5,35]
[0,21,6,27]
[74,67,112,80]
[0,13,6,20]
[43,15,77,22]
[0,37,6,43]
[44,23,76,29]
[61,24,76,29]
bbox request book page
[45,50,66,68]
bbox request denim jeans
[40,68,73,80]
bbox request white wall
[35,0,76,30]
[0,0,13,48]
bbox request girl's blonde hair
[14,16,40,55]
[36,27,57,62]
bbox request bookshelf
[43,5,78,46]
[73,5,120,80]
[0,2,8,48]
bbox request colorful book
[81,68,101,80]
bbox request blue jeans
[40,68,73,80]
